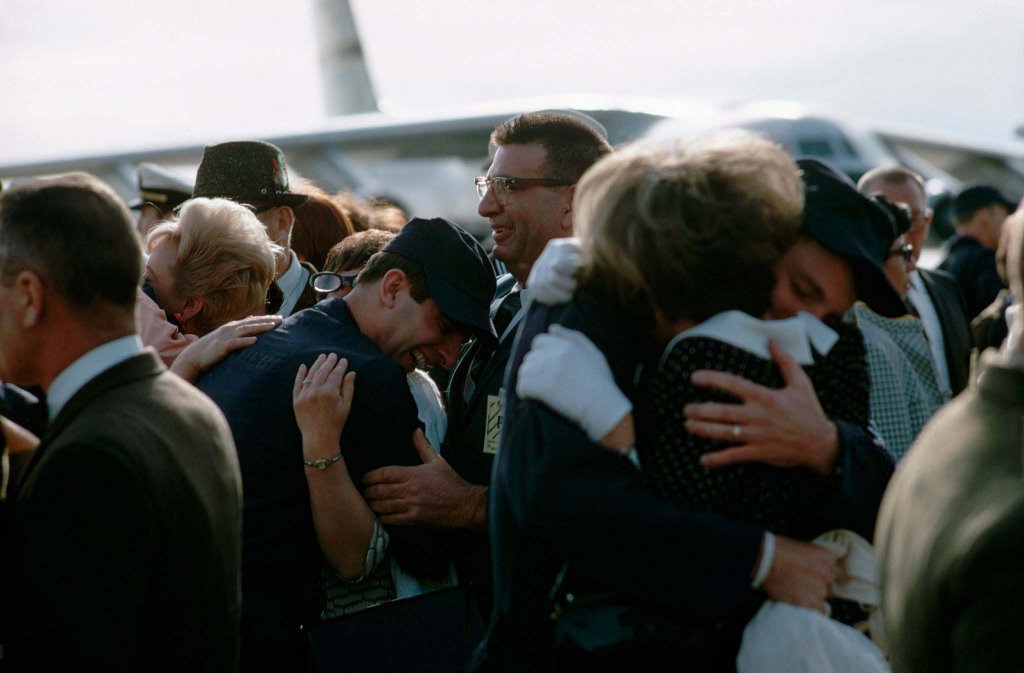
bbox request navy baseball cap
[954,183,1017,221]
[384,217,498,348]
[798,158,908,318]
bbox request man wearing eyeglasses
[361,111,612,621]
[858,166,973,397]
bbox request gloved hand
[527,237,581,306]
[517,325,632,441]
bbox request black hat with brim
[798,158,908,318]
[192,140,308,208]
[383,217,498,349]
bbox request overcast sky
[1,0,1022,164]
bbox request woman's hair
[575,130,803,332]
[146,198,281,335]
[333,190,408,234]
[290,183,356,270]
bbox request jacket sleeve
[496,394,765,619]
[799,421,894,540]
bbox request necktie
[464,289,521,402]
[491,289,523,339]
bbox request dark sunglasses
[887,242,914,263]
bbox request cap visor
[428,274,498,349]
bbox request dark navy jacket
[198,297,446,668]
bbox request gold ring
[731,424,742,439]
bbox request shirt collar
[47,335,145,421]
[659,310,838,368]
[276,250,308,315]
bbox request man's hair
[857,165,927,199]
[323,229,395,274]
[356,251,430,302]
[0,172,142,322]
[490,111,613,182]
[576,130,803,330]
[146,198,280,335]
[291,184,356,271]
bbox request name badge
[483,393,503,455]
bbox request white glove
[527,237,581,306]
[516,325,632,441]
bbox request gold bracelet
[303,450,344,471]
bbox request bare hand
[684,340,838,475]
[292,353,356,448]
[362,431,488,532]
[171,314,282,383]
[762,535,838,613]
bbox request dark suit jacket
[268,260,319,316]
[3,351,242,673]
[917,267,973,395]
[877,351,1024,673]
[938,235,1006,321]
[442,273,517,617]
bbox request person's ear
[15,270,44,328]
[278,206,295,241]
[178,296,204,322]
[379,269,407,308]
[560,185,576,233]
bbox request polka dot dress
[637,321,870,541]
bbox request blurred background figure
[128,162,194,239]
[971,220,1015,352]
[876,202,1024,673]
[939,183,1015,320]
[334,190,408,233]
[858,167,973,398]
[291,183,356,271]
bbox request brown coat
[5,350,242,672]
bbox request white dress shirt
[907,271,952,397]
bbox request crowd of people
[0,110,1020,673]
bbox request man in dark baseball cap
[953,183,1017,221]
[939,182,1016,318]
[196,215,495,671]
[382,217,498,348]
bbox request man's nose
[477,187,502,217]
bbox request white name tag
[483,393,503,455]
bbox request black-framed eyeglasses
[474,176,574,201]
[888,243,914,263]
[309,271,358,293]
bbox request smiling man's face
[477,143,573,284]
